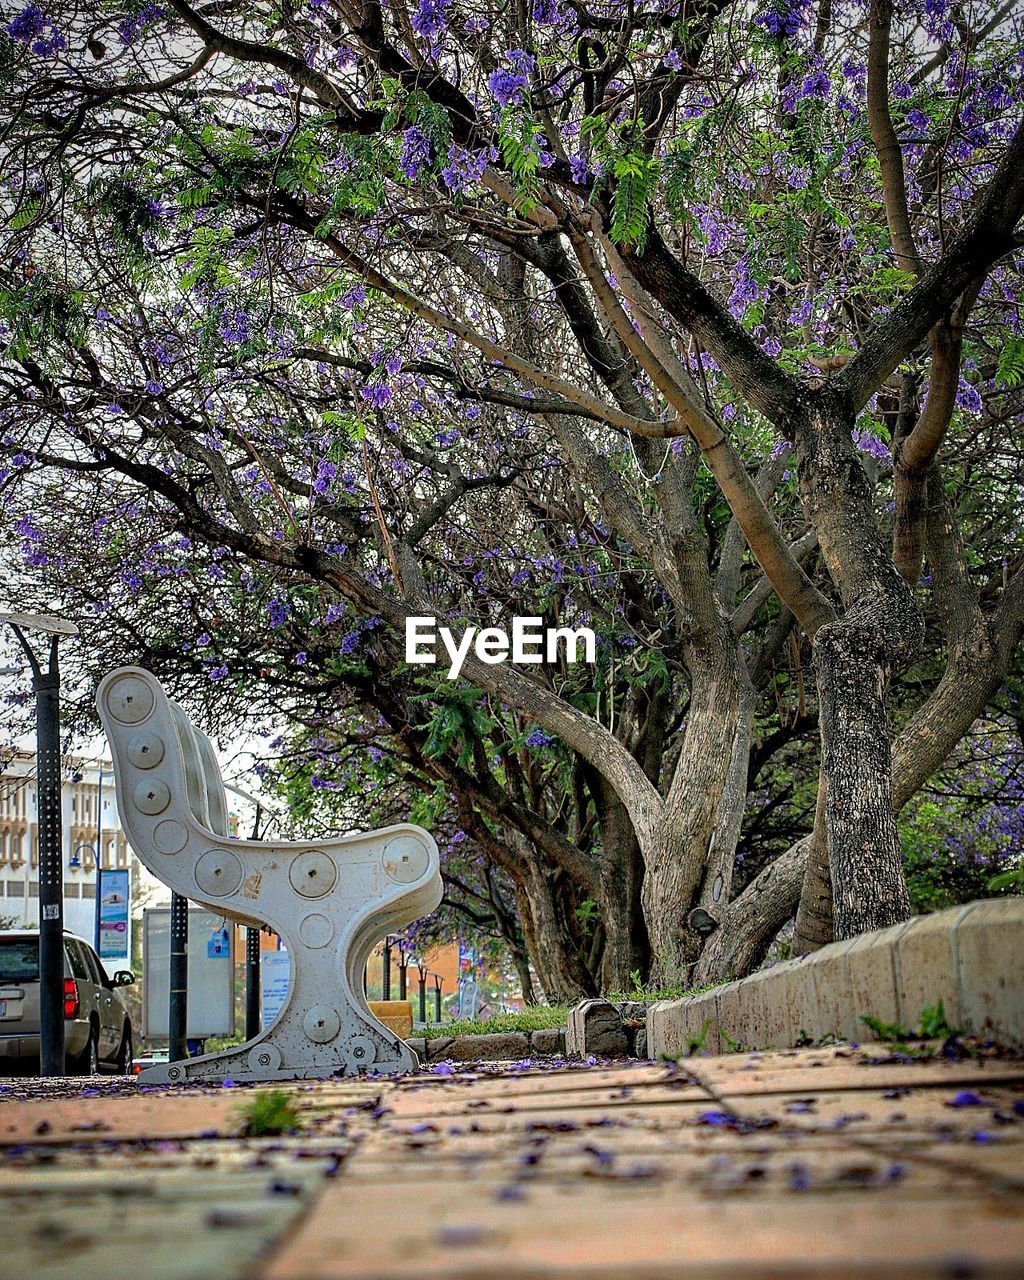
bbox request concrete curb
[646,898,1024,1057]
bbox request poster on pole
[97,868,130,962]
[261,950,290,1030]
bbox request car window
[81,944,107,986]
[0,937,39,982]
[66,940,90,982]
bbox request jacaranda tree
[1,0,1021,997]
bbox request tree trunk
[792,776,832,953]
[813,612,912,939]
[798,399,922,941]
[515,866,595,1004]
[643,653,747,980]
[593,784,650,992]
[694,839,806,984]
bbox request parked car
[0,930,136,1074]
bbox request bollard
[168,892,188,1062]
[418,964,428,1024]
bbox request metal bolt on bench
[97,667,443,1084]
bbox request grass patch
[418,1005,570,1041]
[237,1090,301,1137]
[608,979,720,1003]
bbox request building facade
[0,752,133,945]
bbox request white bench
[97,667,442,1083]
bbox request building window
[28,881,39,897]
[81,883,96,900]
[65,883,80,898]
[7,880,25,897]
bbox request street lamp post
[398,947,408,1002]
[434,973,443,1023]
[1,611,78,1077]
[381,936,392,1001]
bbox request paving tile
[0,1166,324,1280]
[265,1177,1024,1279]
[0,1093,245,1144]
[2,1045,1023,1280]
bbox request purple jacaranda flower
[412,0,449,41]
[399,125,433,181]
[754,0,808,39]
[268,598,291,627]
[218,310,251,344]
[488,50,534,108]
[6,5,45,41]
[441,144,489,192]
[361,384,392,408]
[697,1109,735,1127]
[956,379,983,413]
[532,0,560,23]
[946,1090,985,1107]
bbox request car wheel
[116,1025,133,1075]
[77,1026,99,1076]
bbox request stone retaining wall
[408,1026,566,1064]
[646,899,1023,1058]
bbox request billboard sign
[97,868,130,962]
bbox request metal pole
[32,636,65,1076]
[417,965,428,1024]
[245,928,261,1040]
[398,950,408,1001]
[434,974,442,1023]
[382,936,391,1001]
[94,767,103,953]
[168,893,188,1061]
[244,802,262,1040]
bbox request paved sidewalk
[1,1044,1023,1279]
